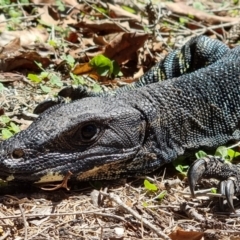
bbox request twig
[82,0,130,33]
[180,202,205,221]
[100,191,171,240]
[19,204,28,240]
[0,230,10,240]
[0,209,113,219]
[192,21,240,35]
[93,212,126,222]
[0,13,42,24]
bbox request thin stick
[100,191,171,240]
[0,209,113,219]
[19,204,28,240]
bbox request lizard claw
[187,158,206,197]
[188,156,240,212]
[219,179,235,212]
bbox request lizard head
[0,96,150,183]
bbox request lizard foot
[188,156,240,212]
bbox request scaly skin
[1,36,240,210]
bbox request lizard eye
[12,149,24,159]
[80,123,98,142]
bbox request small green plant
[156,190,167,200]
[0,116,20,139]
[195,146,240,163]
[122,5,136,14]
[90,54,122,78]
[179,17,189,26]
[211,188,217,194]
[144,179,158,191]
[173,156,189,176]
[62,54,75,68]
[0,83,6,92]
[70,72,85,85]
[192,2,205,11]
[27,62,63,93]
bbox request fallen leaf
[0,28,48,47]
[169,227,203,240]
[165,2,240,24]
[103,32,149,64]
[73,19,129,34]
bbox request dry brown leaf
[72,62,110,82]
[169,227,204,240]
[38,5,59,25]
[72,62,93,75]
[108,3,146,23]
[65,32,79,43]
[165,2,240,24]
[0,50,51,72]
[103,32,149,64]
[93,34,109,46]
[74,20,129,34]
[0,28,48,47]
[48,5,60,21]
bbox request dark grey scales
[1,35,240,211]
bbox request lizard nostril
[12,149,24,159]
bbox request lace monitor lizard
[0,35,240,211]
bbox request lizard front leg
[188,156,240,212]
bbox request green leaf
[40,84,51,93]
[193,2,205,11]
[93,5,108,14]
[63,54,75,67]
[56,0,65,11]
[156,190,167,200]
[28,73,42,83]
[48,39,58,48]
[92,83,102,93]
[70,73,85,85]
[40,71,49,79]
[215,146,228,159]
[9,122,20,134]
[34,61,44,71]
[50,74,63,87]
[0,115,11,124]
[195,150,207,159]
[142,202,148,207]
[211,188,217,194]
[90,55,113,76]
[227,148,240,161]
[0,83,6,92]
[112,60,122,76]
[8,8,22,18]
[144,179,158,191]
[179,17,188,25]
[122,5,136,14]
[2,129,13,139]
[175,164,188,176]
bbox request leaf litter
[1,0,240,239]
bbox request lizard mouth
[0,146,141,182]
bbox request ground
[1,0,240,239]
